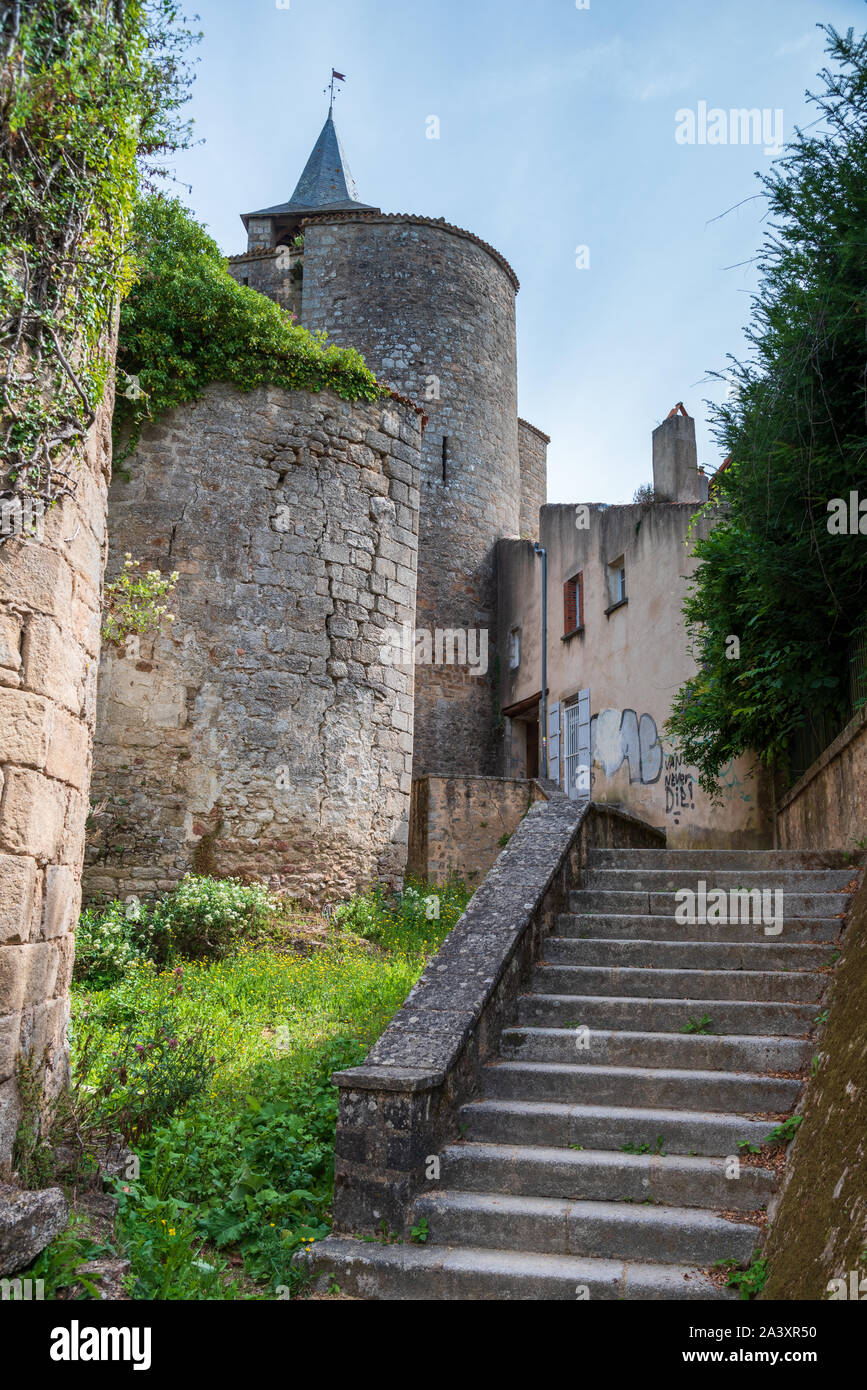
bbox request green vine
[0,0,198,541]
[112,196,384,461]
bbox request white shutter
[547,701,561,784]
[577,688,591,791]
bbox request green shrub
[331,876,470,955]
[74,900,152,987]
[76,876,279,984]
[149,875,275,964]
[74,999,217,1143]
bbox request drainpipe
[534,541,548,779]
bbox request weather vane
[326,69,346,112]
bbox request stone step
[411,1190,762,1265]
[586,868,855,893]
[531,963,825,1002]
[460,1099,777,1155]
[302,1236,737,1300]
[586,848,860,871]
[481,1060,802,1111]
[499,1026,811,1073]
[440,1142,776,1210]
[543,937,830,972]
[571,889,848,919]
[558,912,842,943]
[517,993,818,1036]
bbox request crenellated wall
[517,418,549,541]
[84,383,423,909]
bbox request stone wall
[407,775,539,887]
[760,867,867,1299]
[226,247,302,320]
[84,383,423,908]
[517,418,548,541]
[776,709,867,851]
[0,383,115,1175]
[301,213,524,780]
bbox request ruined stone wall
[0,385,115,1174]
[406,775,538,888]
[226,247,302,320]
[517,418,548,541]
[301,214,523,779]
[84,383,423,908]
[776,709,867,851]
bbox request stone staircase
[307,846,858,1299]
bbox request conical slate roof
[242,112,378,226]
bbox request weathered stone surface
[0,1183,68,1276]
[302,216,522,780]
[0,854,39,946]
[85,384,423,908]
[0,333,113,1178]
[407,775,539,886]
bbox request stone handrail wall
[776,706,867,850]
[331,790,665,1234]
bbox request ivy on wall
[112,196,384,461]
[0,0,198,538]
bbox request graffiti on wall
[590,709,663,785]
[590,708,709,824]
[663,750,696,824]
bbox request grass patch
[64,875,470,1299]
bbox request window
[508,628,520,669]
[607,556,626,609]
[441,435,449,483]
[563,572,584,635]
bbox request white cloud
[774,33,818,58]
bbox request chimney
[652,404,708,503]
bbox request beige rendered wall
[498,500,773,847]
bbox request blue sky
[170,0,865,503]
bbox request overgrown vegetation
[0,0,197,533]
[31,875,471,1299]
[716,1252,770,1300]
[666,24,867,796]
[112,196,383,461]
[101,553,178,646]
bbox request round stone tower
[302,215,522,777]
[230,111,527,778]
